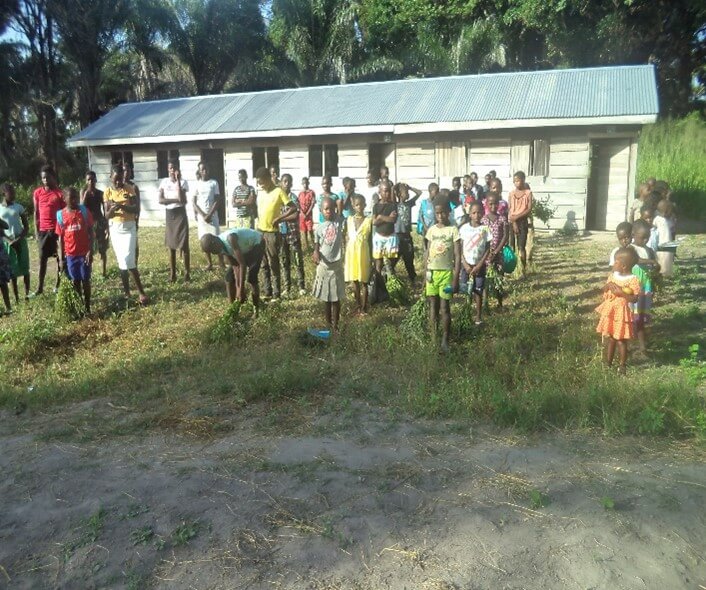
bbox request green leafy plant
[386,274,411,307]
[531,195,556,227]
[529,489,550,509]
[400,297,426,343]
[679,344,706,385]
[171,520,200,546]
[637,403,665,435]
[210,300,251,343]
[601,496,615,510]
[130,526,154,546]
[54,275,85,321]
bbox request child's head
[2,182,15,203]
[451,177,461,190]
[489,178,502,193]
[428,182,439,198]
[513,171,526,190]
[197,161,209,181]
[615,221,632,247]
[321,196,336,221]
[489,170,497,179]
[433,200,450,225]
[366,168,377,186]
[280,173,293,193]
[485,191,499,214]
[379,180,393,202]
[469,201,483,225]
[111,164,124,187]
[462,174,471,189]
[200,234,224,255]
[379,165,389,179]
[656,198,672,218]
[343,177,355,194]
[238,169,248,184]
[85,170,97,189]
[167,158,180,180]
[394,182,409,201]
[269,164,279,180]
[321,174,331,192]
[637,182,650,200]
[63,186,80,209]
[632,219,651,246]
[640,204,654,225]
[470,172,479,186]
[41,164,57,189]
[654,180,670,198]
[352,194,366,216]
[301,176,309,189]
[644,191,660,211]
[484,173,492,186]
[613,247,638,274]
[645,177,657,190]
[255,166,271,188]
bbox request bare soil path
[2,399,705,590]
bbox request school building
[67,65,659,232]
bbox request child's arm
[407,186,422,207]
[312,240,320,265]
[226,234,247,302]
[205,192,221,222]
[303,193,315,218]
[452,238,462,292]
[472,243,491,276]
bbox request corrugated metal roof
[69,65,659,145]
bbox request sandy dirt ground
[2,399,705,590]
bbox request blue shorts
[459,266,486,296]
[66,255,91,282]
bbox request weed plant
[0,228,704,440]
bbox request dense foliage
[0,0,704,183]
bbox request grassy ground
[0,227,704,441]
[637,112,706,220]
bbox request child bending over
[596,247,640,374]
[459,202,491,325]
[313,197,345,331]
[424,200,461,352]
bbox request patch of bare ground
[1,399,705,590]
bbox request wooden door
[587,139,630,231]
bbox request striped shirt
[232,184,256,219]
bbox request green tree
[165,0,266,95]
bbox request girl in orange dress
[596,247,640,374]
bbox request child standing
[33,164,64,295]
[105,164,148,305]
[596,247,640,374]
[81,171,109,278]
[393,182,421,282]
[344,194,372,315]
[313,197,345,331]
[56,187,94,314]
[0,183,31,301]
[508,171,533,275]
[316,175,338,224]
[417,183,438,250]
[481,192,509,310]
[372,180,398,276]
[653,199,675,277]
[630,220,660,356]
[297,177,316,250]
[279,173,306,296]
[0,218,12,313]
[425,200,461,352]
[192,160,223,270]
[459,202,491,325]
[158,159,191,282]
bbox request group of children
[0,164,536,354]
[596,177,677,373]
[197,166,534,352]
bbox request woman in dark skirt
[158,158,191,282]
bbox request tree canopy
[1,0,704,181]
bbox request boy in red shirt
[33,164,65,295]
[56,187,94,313]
